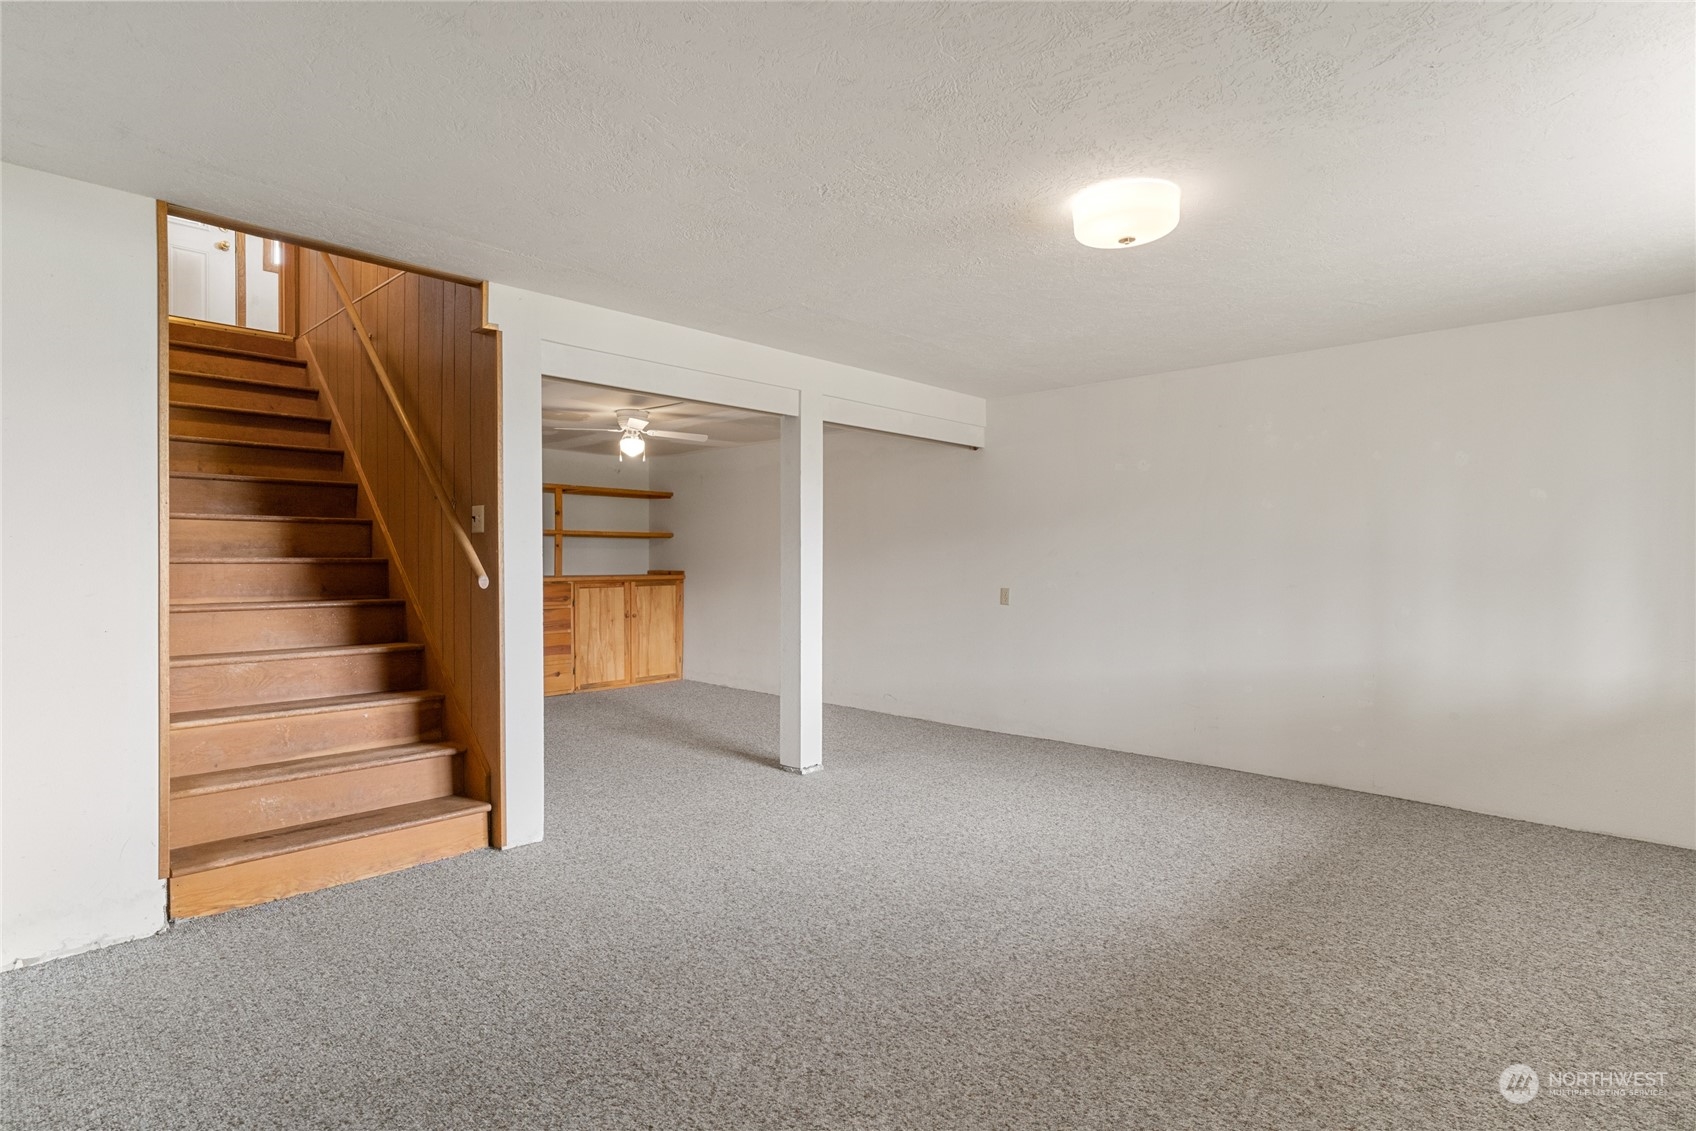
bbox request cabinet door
[574,582,629,690]
[629,579,682,683]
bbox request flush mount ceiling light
[1070,177,1181,249]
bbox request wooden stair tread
[170,513,368,525]
[171,689,443,729]
[173,742,462,798]
[171,471,349,487]
[170,597,402,613]
[170,796,490,876]
[171,556,385,563]
[169,435,338,454]
[170,368,319,394]
[170,342,308,367]
[168,401,328,424]
[171,641,422,667]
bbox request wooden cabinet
[629,578,682,683]
[543,572,683,696]
[542,579,574,696]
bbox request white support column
[779,389,824,773]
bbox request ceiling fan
[543,408,708,460]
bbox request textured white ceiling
[4,2,1691,397]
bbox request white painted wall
[650,442,780,690]
[542,447,651,576]
[1,164,166,966]
[651,295,1696,849]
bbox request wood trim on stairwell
[157,200,173,879]
[482,289,506,845]
[482,288,507,830]
[299,339,506,846]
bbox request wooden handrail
[319,252,489,589]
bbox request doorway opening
[157,205,506,918]
[539,376,782,697]
[164,215,294,336]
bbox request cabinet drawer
[543,579,574,607]
[543,662,574,696]
[544,607,573,634]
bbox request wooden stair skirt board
[165,321,488,919]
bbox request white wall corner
[487,285,546,847]
[3,883,167,970]
[2,163,166,966]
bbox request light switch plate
[999,587,1010,606]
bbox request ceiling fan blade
[647,429,710,442]
[545,426,622,433]
[541,409,592,422]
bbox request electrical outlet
[999,587,1010,606]
[470,505,485,534]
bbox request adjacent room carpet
[3,681,1691,1130]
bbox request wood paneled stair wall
[166,320,489,919]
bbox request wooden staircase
[165,322,489,919]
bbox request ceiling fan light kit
[1071,177,1181,249]
[543,405,712,461]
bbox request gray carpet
[3,681,1691,1130]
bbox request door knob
[215,240,231,251]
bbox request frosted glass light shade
[1070,177,1180,249]
[619,433,646,458]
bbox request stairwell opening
[158,209,505,919]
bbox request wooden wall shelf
[543,481,672,574]
[553,484,673,500]
[553,529,673,539]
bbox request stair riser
[170,438,343,480]
[171,754,458,849]
[172,559,389,602]
[167,810,488,919]
[172,602,404,655]
[172,650,425,713]
[172,699,445,776]
[169,324,299,359]
[170,406,333,449]
[171,518,371,559]
[170,476,357,518]
[170,374,321,416]
[169,346,311,386]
